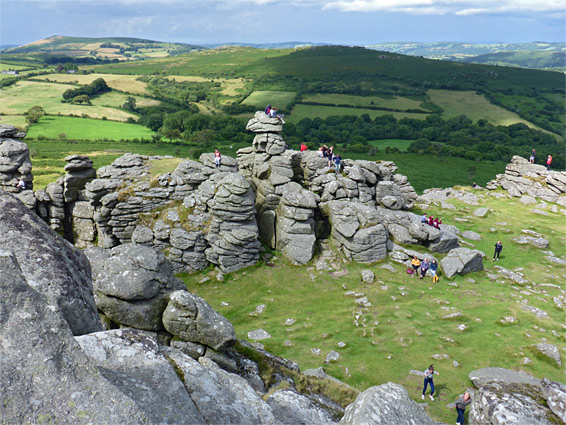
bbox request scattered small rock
[532,209,549,216]
[361,269,375,283]
[533,343,562,366]
[456,324,468,331]
[473,207,489,217]
[248,329,271,340]
[285,318,296,326]
[311,348,321,356]
[462,231,481,241]
[325,351,340,363]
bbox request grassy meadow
[301,93,425,111]
[242,90,297,109]
[0,80,142,121]
[367,139,415,151]
[288,104,429,123]
[180,188,565,424]
[428,89,547,129]
[27,115,154,140]
[31,73,152,95]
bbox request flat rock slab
[473,207,490,217]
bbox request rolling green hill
[2,35,204,63]
[460,51,566,72]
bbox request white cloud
[100,16,154,34]
[320,0,565,15]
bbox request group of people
[529,148,553,171]
[421,365,472,425]
[317,145,342,174]
[410,255,439,282]
[264,104,285,124]
[421,214,442,229]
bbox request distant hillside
[365,41,566,70]
[203,41,330,49]
[4,35,204,62]
[460,51,565,72]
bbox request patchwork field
[180,189,565,424]
[428,89,544,128]
[0,80,140,121]
[289,104,429,123]
[302,93,425,111]
[241,90,297,109]
[30,73,152,95]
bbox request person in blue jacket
[430,259,439,282]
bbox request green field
[289,104,429,123]
[0,115,27,128]
[241,90,296,109]
[27,115,154,141]
[31,73,152,95]
[302,93,425,111]
[180,189,565,424]
[428,89,545,129]
[0,80,140,121]
[368,139,415,151]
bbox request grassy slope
[302,93,425,110]
[30,73,151,95]
[241,90,297,109]
[180,188,565,424]
[428,89,551,130]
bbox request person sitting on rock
[430,259,439,282]
[319,145,328,158]
[16,179,26,191]
[411,256,420,277]
[421,214,427,223]
[419,258,430,279]
[428,215,434,226]
[300,142,308,152]
[214,149,221,168]
[269,107,285,124]
[433,218,440,229]
[265,104,272,115]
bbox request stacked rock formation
[0,125,34,208]
[487,155,566,203]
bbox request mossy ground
[180,187,565,424]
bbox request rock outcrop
[339,382,438,425]
[440,247,484,278]
[86,243,186,330]
[468,367,564,425]
[0,190,102,335]
[487,155,566,202]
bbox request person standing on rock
[493,240,503,261]
[530,148,536,164]
[454,391,471,425]
[333,154,342,174]
[419,258,430,279]
[421,364,439,401]
[546,154,552,171]
[214,149,221,168]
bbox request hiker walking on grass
[430,259,439,282]
[422,365,439,401]
[493,240,503,261]
[455,392,472,425]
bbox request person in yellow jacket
[410,256,420,277]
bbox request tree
[72,95,91,105]
[25,106,46,124]
[122,96,137,112]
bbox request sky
[0,0,564,47]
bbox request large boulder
[86,244,185,330]
[162,290,236,351]
[0,190,102,335]
[267,388,340,424]
[339,382,437,425]
[440,247,484,278]
[469,368,562,425]
[75,329,206,424]
[246,111,284,133]
[0,250,151,424]
[165,348,281,424]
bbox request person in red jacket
[547,154,553,171]
[300,143,308,152]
